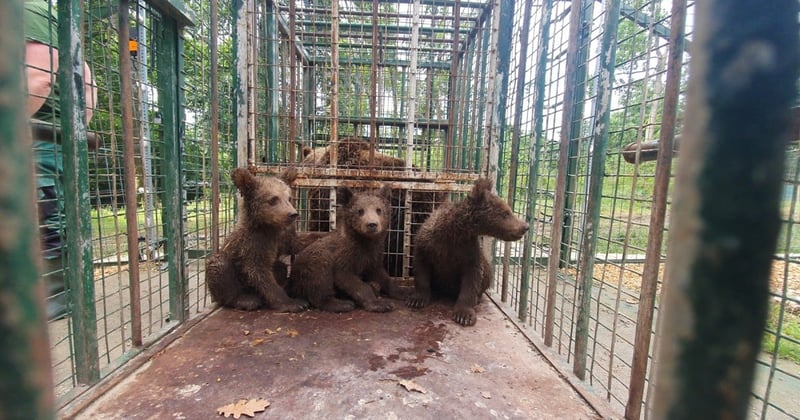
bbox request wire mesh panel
[181,0,238,318]
[491,0,800,418]
[246,0,502,279]
[37,0,228,404]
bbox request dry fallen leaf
[264,329,277,335]
[286,329,299,338]
[481,391,492,399]
[398,379,427,394]
[242,330,251,336]
[470,364,485,373]
[250,338,265,346]
[217,399,270,419]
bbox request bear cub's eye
[268,196,280,206]
[358,208,365,216]
[376,208,382,216]
[503,211,511,219]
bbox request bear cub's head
[338,184,392,238]
[467,178,529,241]
[232,167,299,228]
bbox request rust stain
[368,354,387,371]
[389,365,430,379]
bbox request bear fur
[205,167,309,312]
[289,184,405,312]
[272,230,330,288]
[407,178,529,326]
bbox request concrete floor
[75,297,599,419]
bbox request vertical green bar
[304,66,315,143]
[652,1,799,418]
[573,0,621,380]
[459,43,474,170]
[57,0,99,384]
[158,17,187,322]
[518,0,552,321]
[473,24,490,170]
[559,0,593,267]
[493,0,514,187]
[0,0,55,416]
[266,2,278,162]
[233,0,247,168]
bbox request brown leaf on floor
[242,330,251,336]
[470,364,486,373]
[398,379,426,394]
[481,391,492,399]
[249,338,266,346]
[216,398,270,419]
[264,328,277,335]
[286,329,299,337]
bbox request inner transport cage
[243,0,505,278]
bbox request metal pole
[119,0,144,347]
[210,0,220,253]
[483,0,501,182]
[266,1,278,162]
[0,0,55,415]
[444,2,461,170]
[544,0,584,346]
[573,0,621,381]
[234,0,249,168]
[158,14,187,323]
[625,0,685,417]
[502,0,534,303]
[134,1,157,258]
[558,0,592,268]
[57,0,100,381]
[328,0,341,231]
[651,0,799,418]
[405,0,421,171]
[330,0,340,166]
[369,0,379,165]
[288,0,297,163]
[518,0,552,322]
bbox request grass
[762,303,800,364]
[89,196,236,257]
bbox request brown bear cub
[206,167,309,312]
[289,184,404,313]
[407,179,529,326]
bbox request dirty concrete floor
[76,298,599,419]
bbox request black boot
[43,257,68,321]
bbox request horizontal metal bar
[304,115,451,130]
[293,20,473,37]
[282,5,481,23]
[253,165,480,188]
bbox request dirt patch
[568,260,800,311]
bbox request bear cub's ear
[468,178,493,202]
[232,167,257,195]
[279,167,299,186]
[378,183,392,201]
[337,186,354,206]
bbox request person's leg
[38,185,67,321]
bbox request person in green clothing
[25,0,97,320]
